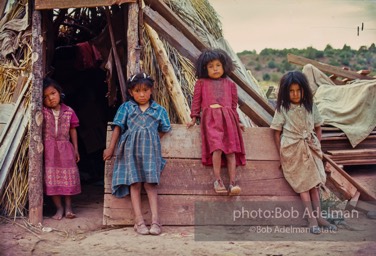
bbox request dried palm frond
[0,0,32,218]
[0,132,29,218]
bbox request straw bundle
[0,0,32,217]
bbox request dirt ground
[1,183,376,256]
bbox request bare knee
[143,183,157,192]
[131,182,142,191]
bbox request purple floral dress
[43,104,81,196]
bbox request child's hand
[239,123,245,132]
[103,148,114,161]
[75,151,80,163]
[186,117,196,128]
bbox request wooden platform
[103,124,304,226]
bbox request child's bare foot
[65,211,76,219]
[52,209,64,220]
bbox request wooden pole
[28,9,44,225]
[145,24,191,124]
[105,7,127,102]
[127,2,140,77]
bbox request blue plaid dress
[111,100,171,198]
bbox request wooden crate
[103,124,303,226]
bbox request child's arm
[273,130,282,154]
[70,128,80,163]
[187,80,202,128]
[314,126,322,141]
[103,126,121,161]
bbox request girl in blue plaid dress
[103,73,171,235]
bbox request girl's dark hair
[195,48,234,78]
[125,72,155,101]
[43,77,64,103]
[276,71,313,112]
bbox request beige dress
[270,103,326,193]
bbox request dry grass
[0,1,32,217]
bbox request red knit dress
[190,78,246,166]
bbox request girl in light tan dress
[271,71,337,234]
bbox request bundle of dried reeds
[0,0,32,217]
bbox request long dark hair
[125,72,155,101]
[276,71,313,112]
[195,48,234,78]
[43,77,64,103]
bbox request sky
[208,0,376,53]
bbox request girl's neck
[51,104,61,111]
[139,102,150,112]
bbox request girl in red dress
[187,49,246,196]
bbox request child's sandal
[149,222,162,235]
[214,180,227,194]
[228,184,241,196]
[134,222,149,235]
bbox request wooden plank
[103,194,303,226]
[0,104,14,126]
[324,163,358,200]
[287,53,375,81]
[104,159,295,196]
[143,6,201,63]
[346,191,360,210]
[35,0,136,10]
[0,106,29,193]
[324,155,376,202]
[105,124,279,160]
[327,149,376,157]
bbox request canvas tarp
[303,64,376,147]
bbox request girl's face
[289,83,303,104]
[128,83,152,107]
[43,85,61,110]
[207,59,224,79]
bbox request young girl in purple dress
[103,73,171,235]
[187,49,246,196]
[43,77,81,220]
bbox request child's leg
[212,150,227,194]
[51,195,64,220]
[212,150,222,181]
[300,191,318,227]
[310,187,332,227]
[131,182,149,235]
[64,195,76,218]
[130,182,144,224]
[226,153,236,185]
[226,153,241,195]
[144,183,162,235]
[143,183,159,224]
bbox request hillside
[237,44,376,96]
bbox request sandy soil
[1,184,376,256]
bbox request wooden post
[28,9,44,225]
[105,7,127,102]
[127,2,140,77]
[145,24,191,124]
